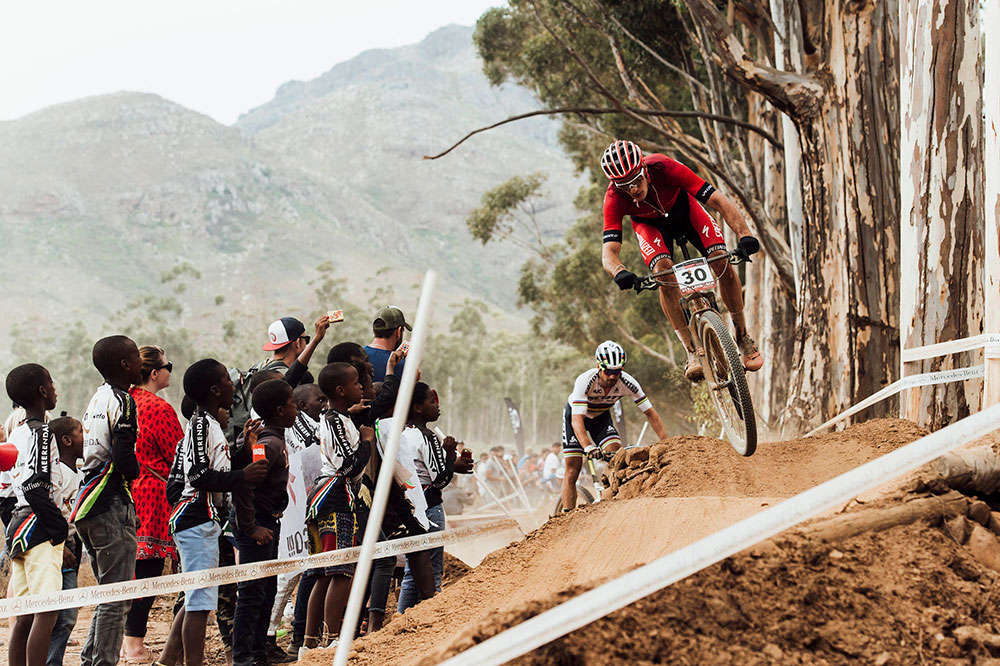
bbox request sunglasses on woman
[156,362,173,373]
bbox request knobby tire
[699,309,757,456]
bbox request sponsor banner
[0,518,518,618]
[902,333,1000,363]
[806,365,985,436]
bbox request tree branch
[423,106,783,160]
[681,0,823,118]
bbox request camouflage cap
[373,306,411,332]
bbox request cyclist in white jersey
[561,341,668,511]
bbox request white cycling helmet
[600,140,643,181]
[595,340,627,370]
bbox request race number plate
[673,258,716,295]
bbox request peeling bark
[900,0,985,428]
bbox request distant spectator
[326,341,374,382]
[227,316,331,444]
[156,360,268,666]
[397,382,474,615]
[4,364,65,666]
[46,416,84,666]
[363,307,410,382]
[232,380,297,666]
[73,336,144,666]
[124,345,183,662]
[540,443,563,493]
[274,384,326,658]
[259,315,331,386]
[331,340,407,426]
[301,363,373,655]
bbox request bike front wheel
[699,310,757,456]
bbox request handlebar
[634,249,749,293]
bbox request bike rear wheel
[552,485,595,514]
[699,310,757,456]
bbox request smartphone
[400,341,410,354]
[328,309,344,323]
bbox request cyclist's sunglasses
[155,362,173,373]
[613,169,646,191]
[602,368,623,376]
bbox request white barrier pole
[444,404,1000,665]
[334,271,436,666]
[635,422,648,446]
[497,456,530,511]
[507,458,533,511]
[475,469,527,536]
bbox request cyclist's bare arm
[642,407,669,441]
[602,241,627,277]
[571,413,595,450]
[705,191,752,238]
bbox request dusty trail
[0,418,929,665]
[304,418,926,665]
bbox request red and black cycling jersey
[602,153,716,244]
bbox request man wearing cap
[261,315,331,387]
[364,307,410,383]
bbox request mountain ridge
[0,24,580,356]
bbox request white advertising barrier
[901,333,1000,363]
[0,517,518,618]
[805,364,985,436]
[443,404,1000,666]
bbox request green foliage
[471,0,716,429]
[467,173,547,249]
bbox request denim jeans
[397,503,444,613]
[292,569,318,646]
[233,520,280,666]
[76,497,137,666]
[47,567,79,666]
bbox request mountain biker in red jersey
[599,139,764,382]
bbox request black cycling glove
[613,269,638,291]
[737,236,760,257]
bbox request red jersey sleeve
[663,157,716,204]
[602,188,626,243]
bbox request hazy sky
[0,0,501,125]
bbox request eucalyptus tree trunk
[899,0,984,429]
[780,0,900,432]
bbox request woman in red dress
[123,345,183,661]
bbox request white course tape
[902,333,1000,363]
[443,404,1000,666]
[0,518,517,618]
[805,364,985,436]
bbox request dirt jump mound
[308,418,936,664]
[443,493,1000,665]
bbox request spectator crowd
[0,305,492,666]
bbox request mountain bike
[551,457,604,514]
[635,245,757,456]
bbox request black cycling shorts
[561,403,621,458]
